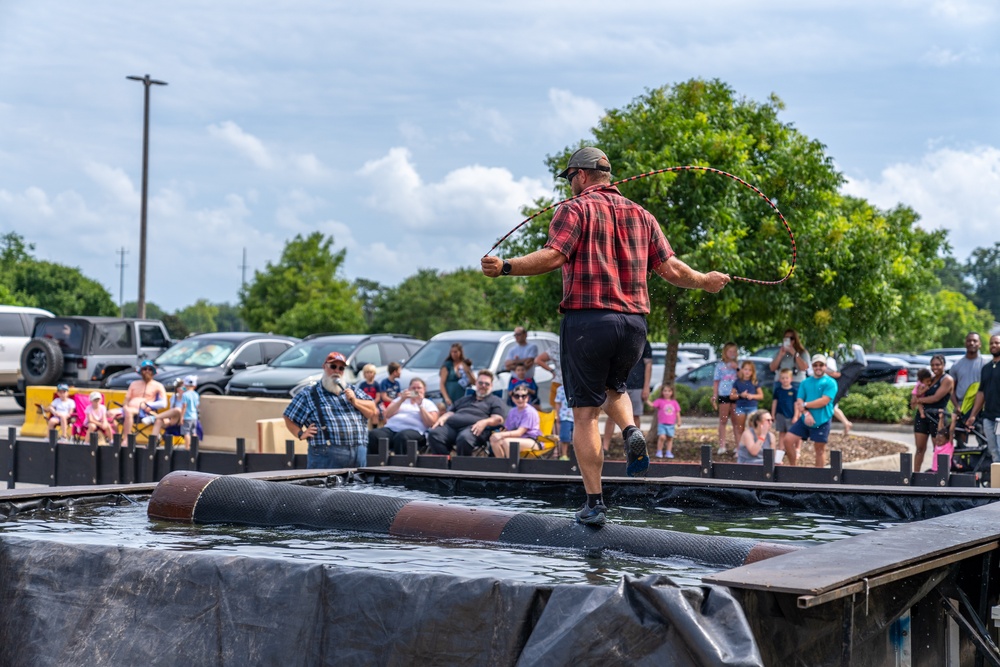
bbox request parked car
[650,343,703,390]
[0,305,54,404]
[383,329,559,408]
[227,333,424,398]
[857,354,922,386]
[672,356,776,392]
[17,317,172,400]
[106,332,299,395]
[677,342,718,364]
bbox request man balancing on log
[482,147,729,526]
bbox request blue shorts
[559,420,574,444]
[657,423,676,437]
[788,418,831,444]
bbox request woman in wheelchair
[489,390,542,458]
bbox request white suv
[0,305,54,400]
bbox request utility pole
[239,247,248,290]
[126,73,168,319]
[115,247,129,317]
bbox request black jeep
[16,317,173,405]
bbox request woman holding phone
[769,329,811,388]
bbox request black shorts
[560,310,647,408]
[716,395,734,405]
[914,408,948,435]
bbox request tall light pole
[126,74,167,319]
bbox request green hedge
[839,383,911,422]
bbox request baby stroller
[950,411,992,484]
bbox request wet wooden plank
[706,501,1000,595]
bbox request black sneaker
[624,428,649,477]
[575,501,607,526]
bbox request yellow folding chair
[522,409,558,459]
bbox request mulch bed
[604,427,908,467]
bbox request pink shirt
[651,398,680,425]
[86,404,107,423]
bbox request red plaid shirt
[545,184,674,313]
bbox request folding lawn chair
[520,409,558,459]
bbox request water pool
[0,481,899,586]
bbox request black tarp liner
[0,535,763,667]
[374,474,996,522]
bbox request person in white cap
[85,391,114,444]
[482,146,730,526]
[781,354,838,467]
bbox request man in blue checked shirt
[283,351,379,469]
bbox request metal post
[126,74,167,319]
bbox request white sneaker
[141,416,156,425]
[716,445,727,455]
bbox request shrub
[839,385,909,422]
[839,393,868,420]
[673,384,694,413]
[867,392,909,422]
[760,384,774,410]
[695,387,716,415]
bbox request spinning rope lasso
[485,165,796,285]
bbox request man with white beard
[283,352,378,469]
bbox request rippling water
[0,482,900,586]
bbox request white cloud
[458,102,514,145]
[208,121,331,180]
[83,162,138,209]
[208,121,275,169]
[842,145,1000,258]
[357,147,550,236]
[921,46,979,66]
[546,89,604,138]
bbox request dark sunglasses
[566,170,580,184]
[326,363,346,370]
[512,393,529,399]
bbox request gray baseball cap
[557,147,612,179]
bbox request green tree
[122,301,168,319]
[931,290,994,348]
[214,302,246,332]
[239,232,364,338]
[8,260,116,316]
[936,254,972,299]
[370,268,522,339]
[0,232,128,316]
[966,243,1000,315]
[509,79,943,386]
[353,278,387,330]
[176,299,219,333]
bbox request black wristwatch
[297,428,305,439]
[501,260,513,276]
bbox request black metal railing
[0,427,977,489]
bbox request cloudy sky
[1,1,997,311]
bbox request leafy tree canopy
[369,267,523,339]
[1,232,116,316]
[507,78,946,383]
[966,243,1000,316]
[239,232,364,338]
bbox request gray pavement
[599,414,925,472]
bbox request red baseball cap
[325,352,347,365]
